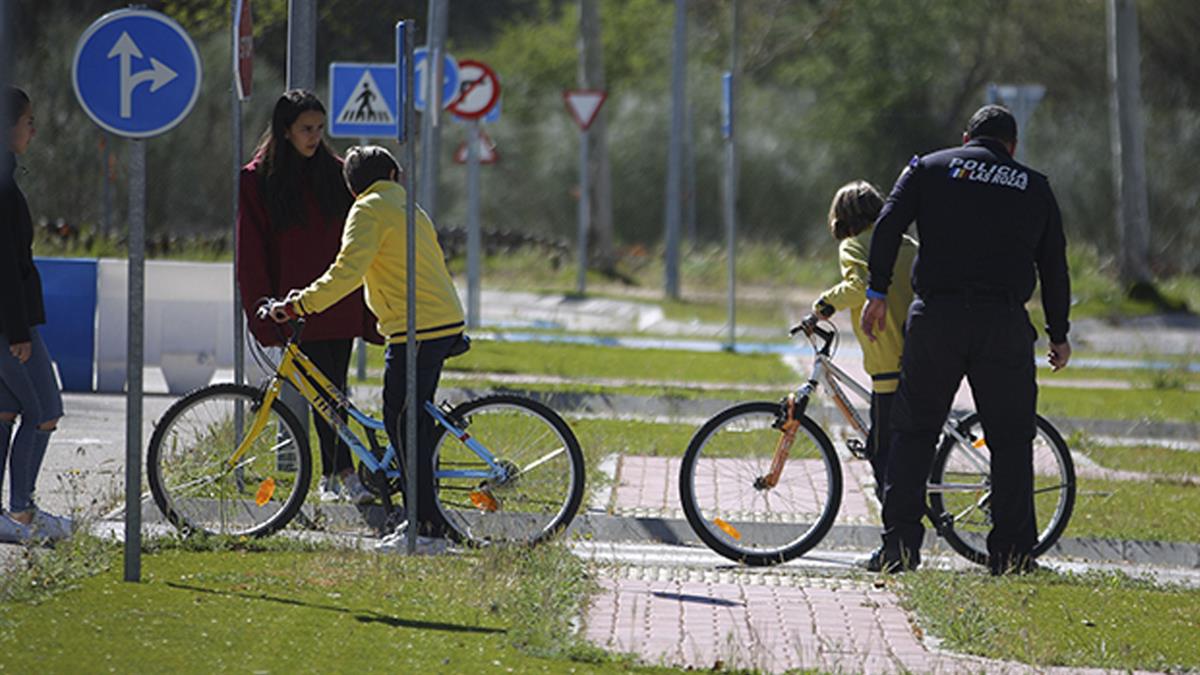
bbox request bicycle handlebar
[788,319,835,354]
[256,298,305,344]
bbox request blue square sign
[328,63,399,139]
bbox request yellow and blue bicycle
[147,311,584,546]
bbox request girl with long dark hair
[0,87,72,542]
[237,89,379,503]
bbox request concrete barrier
[33,258,98,392]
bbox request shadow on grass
[166,581,506,635]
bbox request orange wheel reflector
[255,477,276,506]
[714,517,741,540]
[973,438,987,449]
[470,490,499,512]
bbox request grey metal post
[467,120,482,325]
[232,1,244,389]
[420,0,450,221]
[663,0,686,299]
[102,135,113,235]
[356,136,370,380]
[124,139,146,582]
[286,0,316,90]
[402,20,419,555]
[232,2,246,442]
[1107,0,1152,286]
[576,126,590,295]
[724,0,739,350]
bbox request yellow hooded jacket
[814,227,917,393]
[292,180,464,343]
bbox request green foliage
[900,569,1200,672]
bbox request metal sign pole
[724,0,739,351]
[576,126,590,296]
[124,139,146,582]
[467,120,482,326]
[232,2,246,436]
[357,136,370,379]
[401,20,419,556]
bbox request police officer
[860,105,1071,575]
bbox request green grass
[900,570,1200,672]
[1069,478,1200,542]
[399,340,795,386]
[1039,365,1200,387]
[0,537,653,673]
[1038,386,1200,422]
[1074,443,1200,479]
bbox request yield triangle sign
[454,130,498,165]
[335,69,395,126]
[563,90,607,131]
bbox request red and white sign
[563,89,606,131]
[234,0,253,100]
[448,59,501,120]
[454,130,499,165]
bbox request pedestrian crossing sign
[328,62,399,138]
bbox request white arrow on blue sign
[412,47,459,112]
[72,9,202,138]
[329,63,399,139]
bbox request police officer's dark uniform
[864,109,1071,574]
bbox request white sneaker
[375,522,449,555]
[339,472,374,505]
[30,509,73,542]
[318,475,341,503]
[0,513,32,544]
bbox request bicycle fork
[757,387,814,490]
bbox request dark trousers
[300,339,354,477]
[868,391,895,503]
[382,335,458,538]
[881,298,1038,569]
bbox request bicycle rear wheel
[432,395,584,546]
[927,413,1075,565]
[679,401,842,567]
[147,383,313,538]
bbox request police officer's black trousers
[881,297,1039,570]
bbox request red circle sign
[448,59,501,119]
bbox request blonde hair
[827,181,884,240]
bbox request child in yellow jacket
[804,181,917,500]
[269,145,465,550]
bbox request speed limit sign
[448,59,500,119]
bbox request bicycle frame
[789,325,992,498]
[232,339,508,486]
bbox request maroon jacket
[236,154,380,346]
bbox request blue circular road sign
[413,47,460,112]
[73,9,202,138]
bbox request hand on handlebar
[798,313,820,336]
[257,299,297,324]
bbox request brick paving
[583,565,1141,674]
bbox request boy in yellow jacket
[803,181,917,501]
[270,145,465,549]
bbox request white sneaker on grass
[30,509,73,542]
[0,513,32,544]
[375,522,449,555]
[317,475,341,503]
[340,472,374,505]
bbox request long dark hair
[252,89,351,230]
[5,86,30,132]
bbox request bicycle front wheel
[927,413,1075,565]
[147,383,313,538]
[432,395,585,546]
[679,401,843,566]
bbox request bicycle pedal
[846,439,872,459]
[438,400,456,415]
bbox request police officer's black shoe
[860,547,920,573]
